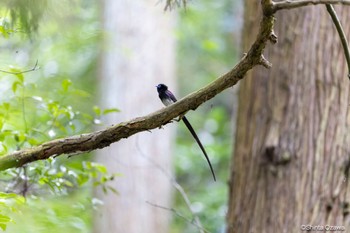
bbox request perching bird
[156,84,216,181]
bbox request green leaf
[0,223,7,231]
[0,26,9,38]
[12,81,22,93]
[14,196,25,205]
[83,161,92,170]
[72,89,90,97]
[201,39,218,51]
[0,214,11,222]
[28,138,39,146]
[0,143,8,154]
[61,79,72,92]
[38,177,49,185]
[2,103,10,111]
[69,122,76,132]
[107,186,119,195]
[63,180,74,187]
[8,67,24,82]
[92,106,101,116]
[91,162,107,174]
[93,181,100,187]
[102,185,107,194]
[0,192,19,199]
[77,174,89,186]
[103,108,120,115]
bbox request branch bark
[0,49,271,170]
[0,12,274,170]
[1,0,349,171]
[272,0,350,13]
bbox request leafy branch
[0,0,349,171]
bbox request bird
[156,83,216,181]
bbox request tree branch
[272,0,350,13]
[146,201,211,233]
[325,4,350,80]
[0,3,276,171]
[163,0,187,11]
[0,33,273,171]
[0,60,39,75]
[1,0,349,171]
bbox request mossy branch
[1,0,349,171]
[0,12,275,171]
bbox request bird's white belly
[162,99,174,106]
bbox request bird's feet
[175,113,186,122]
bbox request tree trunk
[93,1,175,233]
[227,4,350,233]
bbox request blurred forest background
[0,0,241,232]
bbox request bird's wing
[165,90,177,102]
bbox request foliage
[0,1,116,231]
[0,192,24,231]
[173,0,239,232]
[0,0,52,35]
[5,191,94,233]
[0,0,240,232]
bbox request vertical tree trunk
[227,4,350,233]
[93,1,175,233]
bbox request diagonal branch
[325,4,350,79]
[7,0,349,170]
[272,0,350,13]
[0,8,277,171]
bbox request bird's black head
[156,84,168,93]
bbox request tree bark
[93,1,175,232]
[227,4,350,233]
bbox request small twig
[163,0,187,11]
[21,166,29,197]
[269,30,278,44]
[258,55,273,69]
[145,201,211,233]
[0,60,39,75]
[325,4,350,80]
[135,138,208,233]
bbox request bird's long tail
[182,116,216,181]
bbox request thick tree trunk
[227,4,350,233]
[93,1,175,233]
